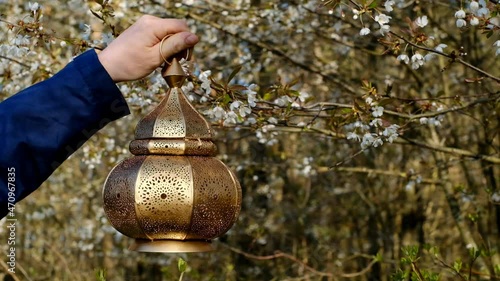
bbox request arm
[0,15,199,218]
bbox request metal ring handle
[159,35,192,66]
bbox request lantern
[102,46,242,253]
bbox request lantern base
[130,239,215,253]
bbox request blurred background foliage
[0,0,499,280]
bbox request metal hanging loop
[159,34,192,66]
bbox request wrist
[97,50,121,82]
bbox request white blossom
[14,35,30,46]
[456,19,467,28]
[239,106,251,117]
[435,44,448,52]
[223,111,238,126]
[375,14,392,25]
[346,132,361,141]
[28,2,40,11]
[352,9,360,20]
[470,1,479,13]
[397,54,410,64]
[455,9,466,19]
[365,97,375,106]
[411,53,425,69]
[372,106,384,117]
[360,27,371,36]
[470,17,479,26]
[379,24,391,35]
[415,16,428,28]
[370,118,383,127]
[268,117,278,124]
[230,101,241,111]
[384,0,395,12]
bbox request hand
[97,15,199,82]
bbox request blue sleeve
[0,49,130,218]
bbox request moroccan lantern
[102,45,242,253]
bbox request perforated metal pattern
[103,156,149,239]
[134,94,170,139]
[178,91,212,139]
[153,89,186,138]
[135,156,194,240]
[186,157,242,240]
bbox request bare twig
[224,244,379,278]
[0,55,30,68]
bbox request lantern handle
[159,35,192,66]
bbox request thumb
[158,32,199,63]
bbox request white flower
[496,48,500,56]
[83,24,91,35]
[239,106,251,117]
[397,54,409,64]
[28,2,40,11]
[209,106,226,120]
[411,53,424,69]
[361,133,375,149]
[275,96,292,107]
[456,19,467,28]
[424,53,436,61]
[229,101,241,111]
[268,117,278,124]
[470,1,479,12]
[223,111,238,125]
[379,24,391,35]
[429,117,441,126]
[493,40,500,47]
[372,106,384,117]
[470,17,479,26]
[372,138,383,147]
[375,14,392,25]
[352,9,360,20]
[455,9,466,19]
[14,35,30,46]
[298,91,309,102]
[365,97,375,106]
[415,16,428,28]
[370,118,383,127]
[346,132,361,141]
[476,7,489,17]
[435,44,448,52]
[360,27,371,36]
[384,0,395,12]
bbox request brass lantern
[102,48,242,253]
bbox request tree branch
[223,244,379,278]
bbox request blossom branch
[180,10,359,96]
[390,32,500,83]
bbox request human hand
[97,15,199,82]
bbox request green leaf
[178,258,187,273]
[368,0,379,9]
[453,259,462,272]
[227,65,242,85]
[229,84,248,92]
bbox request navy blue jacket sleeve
[0,49,130,218]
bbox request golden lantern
[102,46,242,253]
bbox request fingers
[137,15,191,41]
[158,31,199,62]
